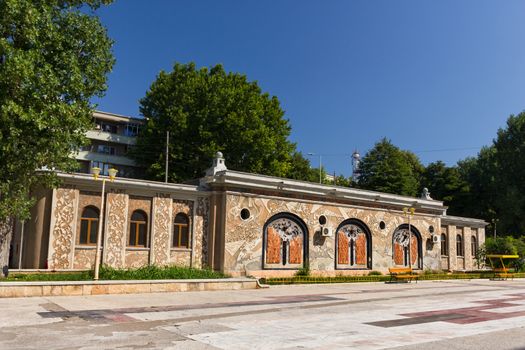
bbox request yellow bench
[388,267,418,283]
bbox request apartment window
[173,213,190,248]
[96,145,116,155]
[129,210,148,247]
[79,206,99,245]
[124,123,140,137]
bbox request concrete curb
[0,278,258,298]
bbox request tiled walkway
[1,279,524,349]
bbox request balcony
[74,151,138,167]
[86,130,137,145]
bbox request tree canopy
[356,138,423,196]
[0,0,114,220]
[134,63,300,182]
[0,0,114,276]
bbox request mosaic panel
[103,193,128,268]
[151,197,171,266]
[49,189,78,269]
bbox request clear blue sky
[93,1,525,177]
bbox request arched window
[392,224,422,268]
[79,206,99,245]
[471,235,478,257]
[129,210,148,247]
[336,219,372,269]
[263,213,308,269]
[456,234,463,257]
[173,213,190,248]
[440,233,447,256]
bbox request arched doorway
[392,224,422,269]
[263,213,308,269]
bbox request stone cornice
[441,215,488,228]
[204,170,447,215]
[55,172,205,199]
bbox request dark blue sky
[94,1,525,177]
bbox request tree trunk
[0,217,13,278]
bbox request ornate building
[9,153,486,277]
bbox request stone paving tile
[2,280,525,349]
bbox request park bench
[388,267,418,283]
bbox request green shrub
[368,270,382,276]
[99,265,227,280]
[295,262,310,277]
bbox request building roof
[93,110,146,124]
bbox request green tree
[134,62,297,182]
[356,138,423,196]
[286,152,320,183]
[421,161,467,208]
[453,147,498,221]
[493,112,525,235]
[0,0,114,276]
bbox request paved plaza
[1,279,525,349]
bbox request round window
[318,215,327,225]
[429,225,435,233]
[379,221,386,230]
[240,208,250,220]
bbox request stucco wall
[223,193,441,277]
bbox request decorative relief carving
[73,249,95,269]
[170,250,191,266]
[125,250,149,268]
[50,189,78,269]
[152,197,171,265]
[195,197,209,268]
[220,193,440,274]
[104,193,128,268]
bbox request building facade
[75,111,145,179]
[9,153,486,277]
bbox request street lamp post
[308,152,322,184]
[492,218,498,239]
[403,207,415,268]
[91,166,118,280]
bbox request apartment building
[75,111,145,178]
